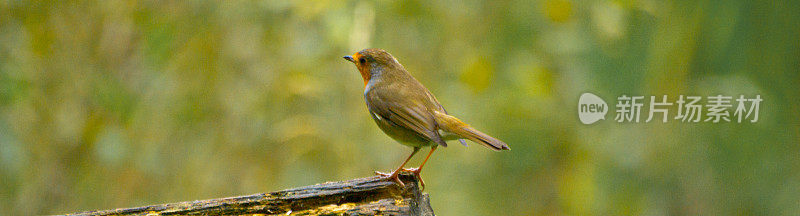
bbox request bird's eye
[359,58,366,64]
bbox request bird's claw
[374,171,405,188]
[401,167,425,190]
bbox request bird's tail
[433,111,509,151]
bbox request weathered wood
[64,173,434,216]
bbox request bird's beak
[343,55,354,63]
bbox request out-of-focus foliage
[0,0,798,215]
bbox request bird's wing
[424,91,469,146]
[366,89,447,146]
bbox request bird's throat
[358,66,371,86]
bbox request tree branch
[65,173,434,216]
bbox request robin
[343,48,509,189]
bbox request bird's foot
[401,167,425,190]
[374,171,405,188]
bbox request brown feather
[432,111,509,151]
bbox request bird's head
[344,48,402,85]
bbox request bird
[343,48,509,189]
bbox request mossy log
[65,173,434,216]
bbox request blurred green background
[1,0,798,215]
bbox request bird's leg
[375,147,420,188]
[402,145,437,190]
